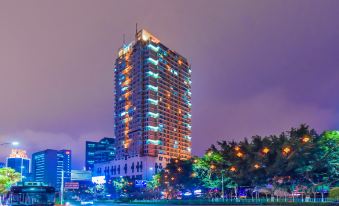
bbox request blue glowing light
[147,57,159,65]
[147,112,159,118]
[147,85,158,92]
[146,126,159,132]
[147,98,158,105]
[147,44,160,52]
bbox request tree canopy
[0,167,21,194]
[157,125,339,197]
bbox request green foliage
[158,159,201,193]
[156,125,339,197]
[193,151,235,190]
[0,167,21,194]
[323,130,339,141]
[329,187,339,199]
[148,174,160,190]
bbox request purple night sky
[0,1,338,169]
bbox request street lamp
[282,146,291,155]
[302,135,311,143]
[229,166,237,172]
[236,151,244,158]
[262,147,270,154]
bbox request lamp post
[60,170,64,205]
[221,170,225,201]
[211,164,225,201]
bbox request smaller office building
[85,137,115,171]
[6,149,30,181]
[31,149,71,190]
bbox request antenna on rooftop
[123,33,126,45]
[135,23,138,35]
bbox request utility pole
[20,158,23,182]
[60,170,64,205]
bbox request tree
[0,167,21,205]
[158,159,201,199]
[319,130,339,186]
[154,125,338,201]
[200,125,338,200]
[148,173,160,190]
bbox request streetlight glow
[234,146,241,151]
[236,151,244,158]
[262,147,270,154]
[229,166,237,172]
[283,146,291,155]
[302,135,311,143]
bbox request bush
[329,187,339,199]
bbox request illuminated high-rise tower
[94,29,192,180]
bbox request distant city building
[93,29,192,180]
[0,162,5,168]
[85,137,115,171]
[59,150,72,183]
[31,149,71,189]
[6,149,31,181]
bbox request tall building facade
[6,149,30,181]
[85,137,115,171]
[93,29,192,180]
[59,150,72,183]
[32,149,71,189]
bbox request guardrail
[132,198,338,205]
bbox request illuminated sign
[9,149,28,158]
[92,176,106,184]
[64,182,79,190]
[71,170,92,181]
[135,180,147,188]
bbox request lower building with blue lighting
[6,149,31,182]
[31,149,71,190]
